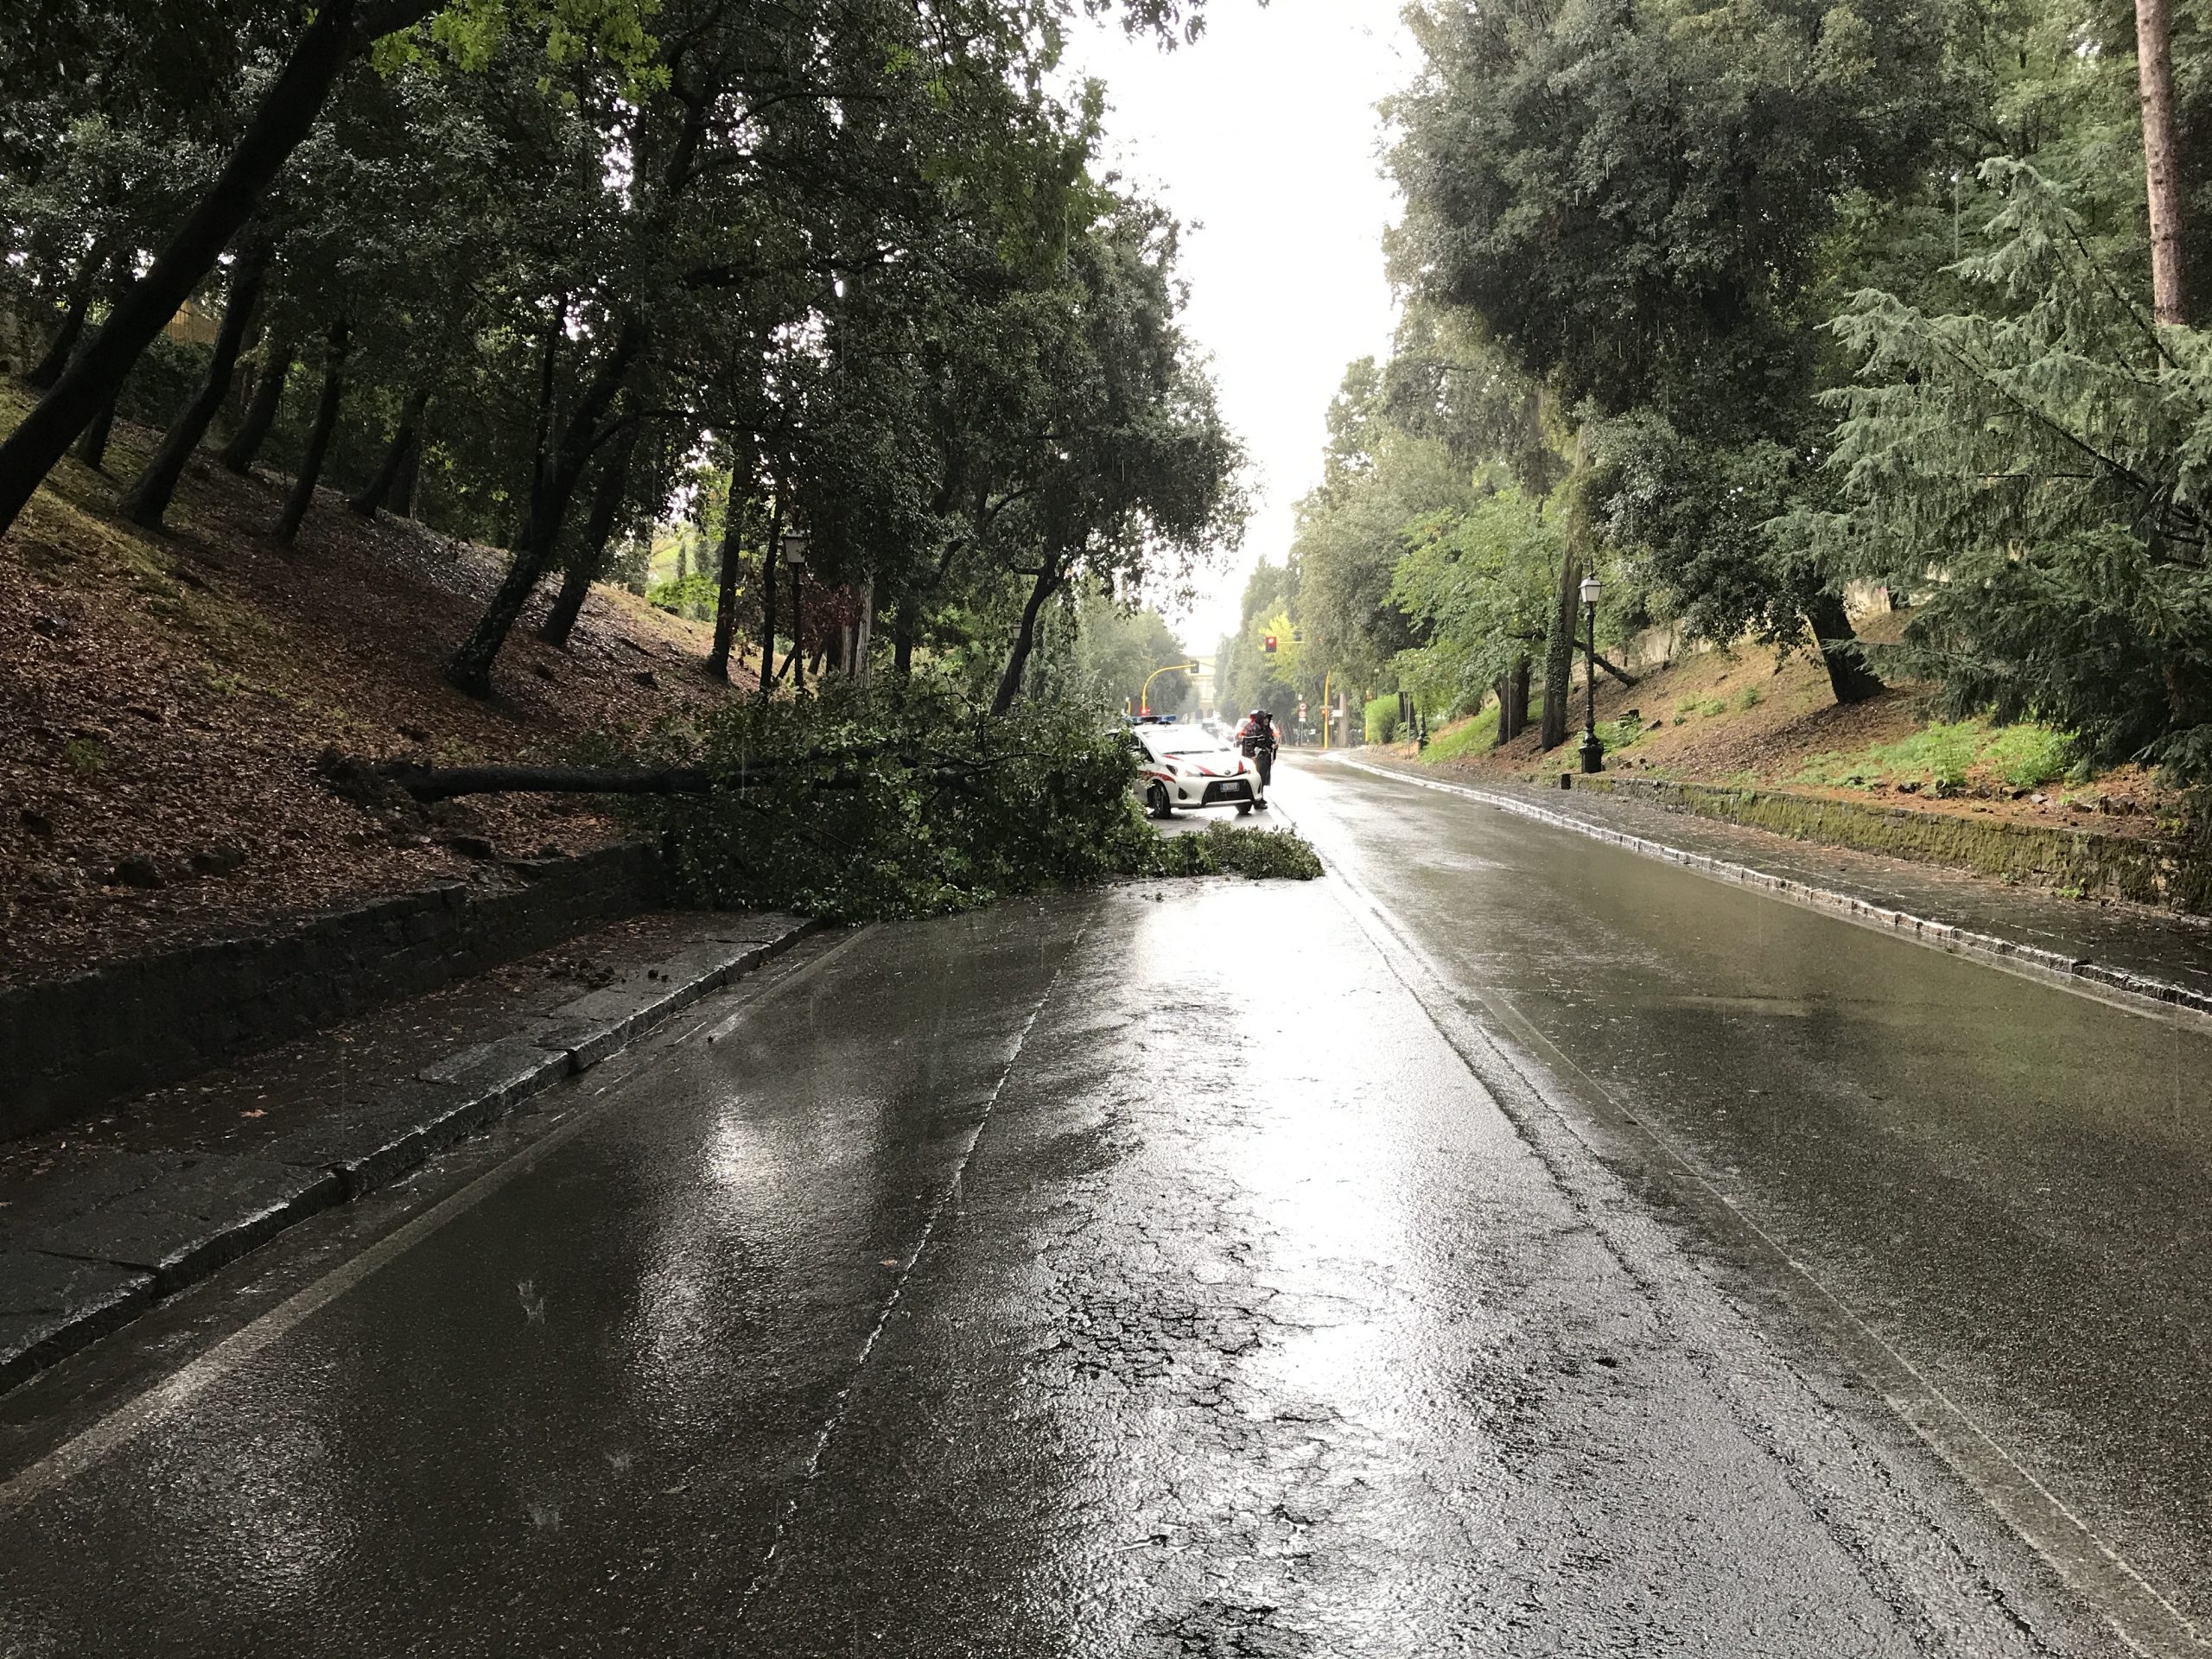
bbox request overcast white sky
[1058,1,1412,653]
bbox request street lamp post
[781,524,810,691]
[1578,571,1604,774]
[1139,661,1197,716]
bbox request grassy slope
[1408,614,2179,838]
[0,381,753,988]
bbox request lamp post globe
[1578,572,1605,774]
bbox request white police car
[1128,721,1261,818]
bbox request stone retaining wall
[1575,774,2212,915]
[0,844,668,1140]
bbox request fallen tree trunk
[374,747,1002,803]
[386,763,717,800]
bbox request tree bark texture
[389,421,420,517]
[708,491,746,680]
[121,237,273,529]
[1540,549,1582,750]
[446,319,645,696]
[2139,0,2188,324]
[348,383,429,518]
[391,763,717,800]
[758,499,781,700]
[786,571,806,691]
[0,0,381,537]
[73,264,135,469]
[539,419,638,649]
[72,394,121,473]
[378,753,956,801]
[993,559,1062,716]
[276,317,351,544]
[26,245,110,391]
[1803,592,1885,704]
[1493,655,1531,746]
[221,327,295,474]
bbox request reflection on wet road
[0,757,2188,1654]
[1286,753,2212,1646]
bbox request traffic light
[1262,632,1278,655]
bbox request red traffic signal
[1262,632,1278,654]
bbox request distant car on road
[1128,723,1260,819]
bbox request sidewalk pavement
[1336,753,2212,1016]
[0,908,813,1392]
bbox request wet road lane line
[1325,753,2212,1029]
[1302,803,2209,1657]
[732,919,1089,1622]
[0,926,878,1521]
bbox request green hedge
[1365,692,1401,745]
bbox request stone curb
[1331,756,2212,1023]
[0,912,817,1394]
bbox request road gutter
[1330,753,2212,1027]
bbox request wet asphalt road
[0,759,2196,1655]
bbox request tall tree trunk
[540,419,637,648]
[1541,436,1592,751]
[275,317,350,544]
[758,499,780,701]
[389,418,420,517]
[0,0,421,538]
[1494,654,1532,745]
[72,262,135,469]
[993,560,1062,716]
[2139,0,2188,324]
[348,382,429,517]
[27,292,91,391]
[121,236,273,530]
[893,608,916,676]
[1804,592,1885,704]
[221,326,294,474]
[72,394,121,472]
[26,244,111,391]
[785,569,806,691]
[224,320,262,428]
[707,489,747,680]
[447,319,644,696]
[1540,549,1582,750]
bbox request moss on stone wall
[1577,775,2212,915]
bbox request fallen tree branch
[385,763,718,800]
[378,753,1012,802]
[1592,650,1640,689]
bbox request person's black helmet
[1250,708,1268,721]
